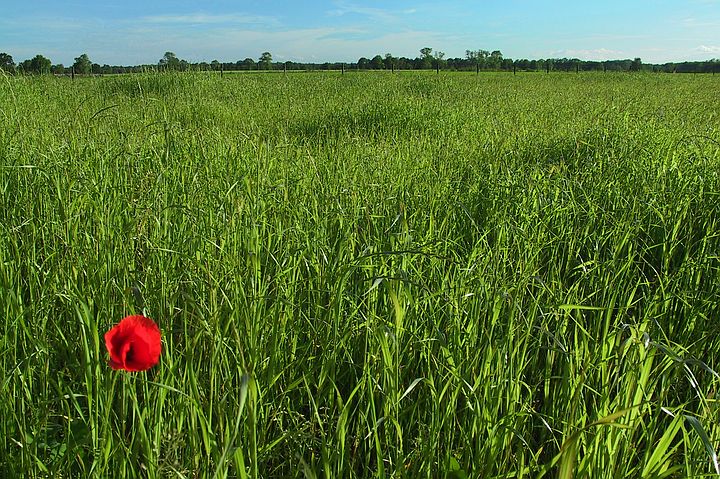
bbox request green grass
[1,70,719,478]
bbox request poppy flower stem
[119,374,128,440]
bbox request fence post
[436,63,439,74]
[71,67,75,81]
[391,63,394,73]
[513,64,516,75]
[341,63,344,74]
[220,63,223,78]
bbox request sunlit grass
[1,70,719,478]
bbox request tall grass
[1,70,719,478]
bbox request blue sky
[1,1,719,65]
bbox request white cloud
[326,2,416,23]
[696,44,720,53]
[139,13,279,27]
[681,17,720,28]
[549,48,625,60]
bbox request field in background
[1,71,719,478]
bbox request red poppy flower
[104,315,162,372]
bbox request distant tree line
[2,49,720,76]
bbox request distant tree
[488,50,503,69]
[211,59,220,70]
[0,52,16,73]
[158,51,181,70]
[259,51,272,70]
[630,57,642,71]
[553,58,573,72]
[395,56,412,70]
[24,54,52,74]
[383,53,396,70]
[240,57,256,70]
[51,63,65,74]
[516,58,530,70]
[434,51,446,69]
[420,47,433,69]
[466,49,490,70]
[73,53,92,75]
[357,57,370,69]
[370,54,384,69]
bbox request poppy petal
[105,315,162,372]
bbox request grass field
[1,70,719,478]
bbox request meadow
[1,70,719,478]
